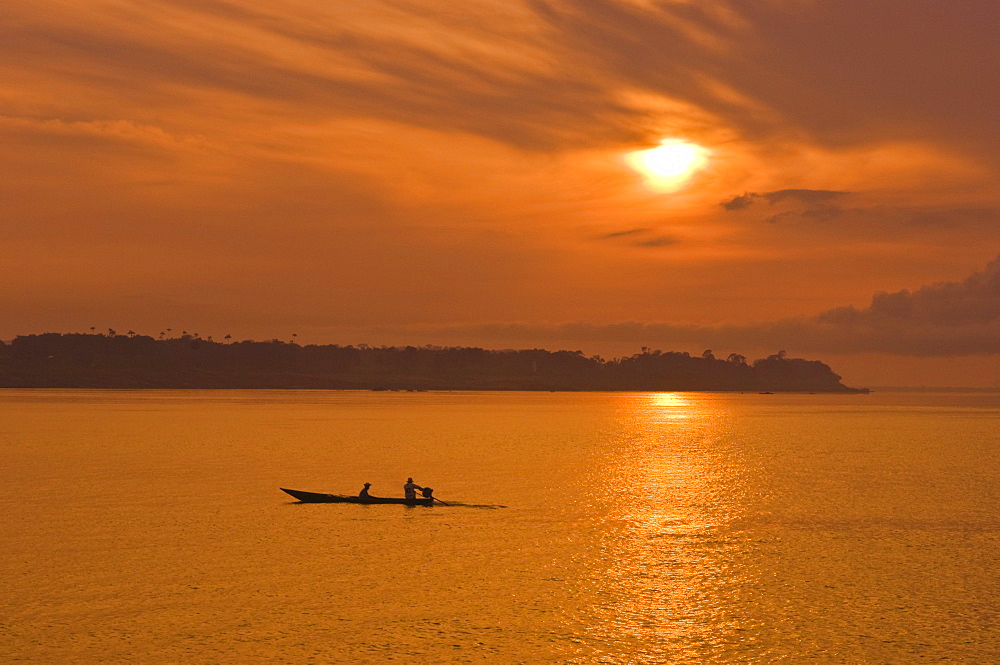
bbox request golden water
[2,390,997,663]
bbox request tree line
[0,333,866,392]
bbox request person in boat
[359,482,372,499]
[403,477,423,500]
[421,487,434,502]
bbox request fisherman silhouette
[403,477,423,500]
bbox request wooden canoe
[280,487,433,505]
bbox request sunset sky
[3,0,999,386]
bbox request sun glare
[627,139,709,189]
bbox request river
[2,390,997,663]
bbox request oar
[431,496,449,506]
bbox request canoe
[280,487,433,505]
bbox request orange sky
[3,0,1000,386]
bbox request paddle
[431,496,449,506]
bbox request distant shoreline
[0,332,868,393]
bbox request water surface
[2,390,997,663]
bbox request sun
[626,139,709,189]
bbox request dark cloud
[599,227,650,239]
[724,255,1000,355]
[735,255,1000,355]
[771,205,1000,238]
[528,0,1000,166]
[596,227,677,248]
[387,255,1000,357]
[633,235,678,248]
[721,193,756,211]
[721,189,848,210]
[766,206,846,224]
[764,189,847,205]
[819,256,1000,327]
[719,195,1000,245]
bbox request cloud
[762,205,1000,240]
[599,227,650,239]
[0,0,656,153]
[366,255,1000,357]
[721,189,848,210]
[763,189,847,205]
[819,256,1000,327]
[7,0,1000,170]
[596,227,679,248]
[0,115,210,150]
[767,206,847,225]
[633,235,678,248]
[715,187,1000,251]
[526,0,1000,171]
[720,193,756,211]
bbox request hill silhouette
[0,333,867,392]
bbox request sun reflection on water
[648,391,694,419]
[573,393,763,661]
